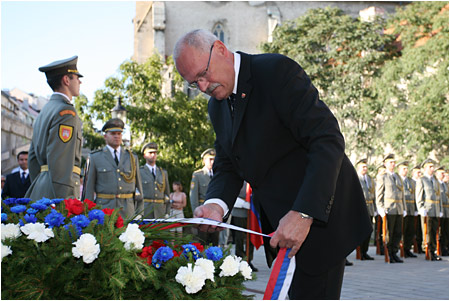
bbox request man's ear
[61,74,70,86]
[214,40,228,57]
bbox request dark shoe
[345,259,353,266]
[249,263,258,272]
[392,253,404,263]
[431,254,442,261]
[362,253,374,260]
[405,250,417,258]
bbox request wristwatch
[299,212,313,219]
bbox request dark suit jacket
[206,52,372,275]
[2,171,31,199]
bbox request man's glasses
[188,44,214,89]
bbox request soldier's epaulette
[90,149,103,154]
[193,169,203,174]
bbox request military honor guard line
[2,44,447,300]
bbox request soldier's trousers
[361,216,375,254]
[386,214,403,253]
[421,216,439,253]
[403,215,415,250]
[415,215,423,251]
[440,217,449,254]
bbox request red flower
[64,198,84,216]
[192,242,204,252]
[83,199,97,210]
[151,240,166,250]
[173,250,181,257]
[139,246,154,258]
[101,208,124,228]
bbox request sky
[1,0,136,102]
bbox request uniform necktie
[228,93,236,118]
[21,172,26,184]
[209,171,213,179]
[114,150,119,165]
[152,168,156,178]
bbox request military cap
[421,158,436,168]
[39,55,83,79]
[102,118,124,133]
[356,158,368,166]
[397,161,409,168]
[201,148,216,159]
[383,154,395,163]
[436,165,446,172]
[142,142,158,154]
[412,165,421,171]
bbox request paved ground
[240,246,449,300]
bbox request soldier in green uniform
[26,56,83,201]
[139,142,170,219]
[84,119,143,219]
[356,159,376,260]
[415,159,442,261]
[376,154,406,263]
[435,165,448,256]
[411,165,424,253]
[190,148,219,246]
[398,161,418,258]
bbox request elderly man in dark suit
[173,29,371,299]
[2,151,31,199]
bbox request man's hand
[270,210,313,259]
[193,203,224,233]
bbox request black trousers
[403,215,415,250]
[421,216,439,253]
[415,215,423,251]
[440,217,449,253]
[289,259,346,300]
[386,214,403,253]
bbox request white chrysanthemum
[118,223,145,250]
[219,255,240,277]
[72,233,101,264]
[1,242,12,261]
[239,260,253,280]
[175,263,207,294]
[1,223,22,241]
[195,258,215,281]
[20,223,54,243]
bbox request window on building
[212,23,225,42]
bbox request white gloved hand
[440,212,444,218]
[414,211,419,216]
[377,208,386,218]
[403,210,407,217]
[419,208,427,217]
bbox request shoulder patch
[90,149,103,154]
[191,181,195,189]
[59,109,76,117]
[58,125,73,143]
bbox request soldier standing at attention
[26,56,83,201]
[411,165,424,253]
[356,159,376,260]
[376,154,406,263]
[435,165,448,256]
[190,148,219,246]
[398,161,418,258]
[84,118,143,219]
[139,142,170,219]
[415,159,443,261]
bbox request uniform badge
[59,125,74,143]
[191,181,195,190]
[59,109,76,117]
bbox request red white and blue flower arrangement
[1,197,253,300]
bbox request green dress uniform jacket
[403,176,417,215]
[358,174,376,216]
[439,181,448,218]
[376,172,406,215]
[84,147,143,219]
[415,176,442,217]
[139,165,170,218]
[189,167,212,211]
[26,94,82,201]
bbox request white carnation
[175,263,207,294]
[195,258,215,281]
[219,255,240,277]
[20,223,54,243]
[119,223,145,250]
[239,260,253,280]
[1,223,22,241]
[72,233,100,264]
[1,242,12,261]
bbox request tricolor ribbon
[142,218,295,300]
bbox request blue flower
[52,198,64,204]
[205,246,223,261]
[70,215,90,228]
[1,213,7,222]
[88,209,105,225]
[182,244,201,260]
[30,202,48,211]
[10,205,27,213]
[16,198,32,205]
[152,246,174,269]
[38,198,53,206]
[19,219,24,226]
[45,210,65,228]
[24,214,37,224]
[3,198,17,205]
[64,224,83,238]
[26,208,38,215]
